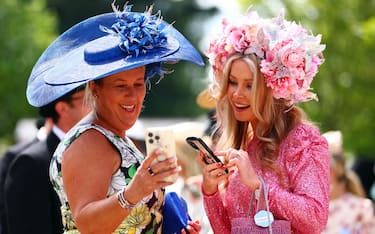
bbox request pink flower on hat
[207,10,325,105]
[280,44,305,68]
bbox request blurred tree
[47,0,113,32]
[0,0,57,142]
[236,0,375,155]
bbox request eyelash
[229,80,252,89]
[229,79,237,85]
[116,83,144,88]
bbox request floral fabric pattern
[323,193,375,234]
[50,113,164,233]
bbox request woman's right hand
[197,151,229,195]
[124,149,181,204]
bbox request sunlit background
[1,0,374,162]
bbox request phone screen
[186,136,228,174]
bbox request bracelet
[117,187,137,209]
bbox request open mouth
[121,104,135,112]
[234,103,250,109]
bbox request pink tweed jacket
[203,124,330,234]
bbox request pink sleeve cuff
[201,185,219,197]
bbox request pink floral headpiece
[207,11,325,105]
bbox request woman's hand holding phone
[185,137,228,173]
[145,127,179,183]
[198,151,230,195]
[186,137,230,195]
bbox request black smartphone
[185,136,228,174]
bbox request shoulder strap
[247,176,273,233]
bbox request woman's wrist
[117,187,139,209]
[247,177,261,191]
[201,183,218,196]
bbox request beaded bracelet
[117,187,138,209]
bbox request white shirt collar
[52,125,66,140]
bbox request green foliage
[46,0,113,32]
[237,0,375,156]
[0,0,57,141]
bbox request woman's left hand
[182,220,201,234]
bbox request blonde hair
[84,81,96,109]
[331,154,366,197]
[212,53,312,175]
[324,131,366,197]
[83,80,105,119]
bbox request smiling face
[227,59,257,123]
[90,67,146,137]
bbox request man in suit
[3,85,90,234]
[0,118,52,234]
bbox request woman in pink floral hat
[199,10,329,234]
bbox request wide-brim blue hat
[27,4,204,107]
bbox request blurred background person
[126,119,146,155]
[352,157,375,202]
[165,121,213,234]
[169,86,223,234]
[322,130,375,234]
[3,85,89,234]
[196,88,220,150]
[0,117,52,234]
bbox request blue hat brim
[27,12,204,107]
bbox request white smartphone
[145,127,178,182]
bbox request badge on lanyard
[254,210,274,227]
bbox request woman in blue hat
[27,3,204,234]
